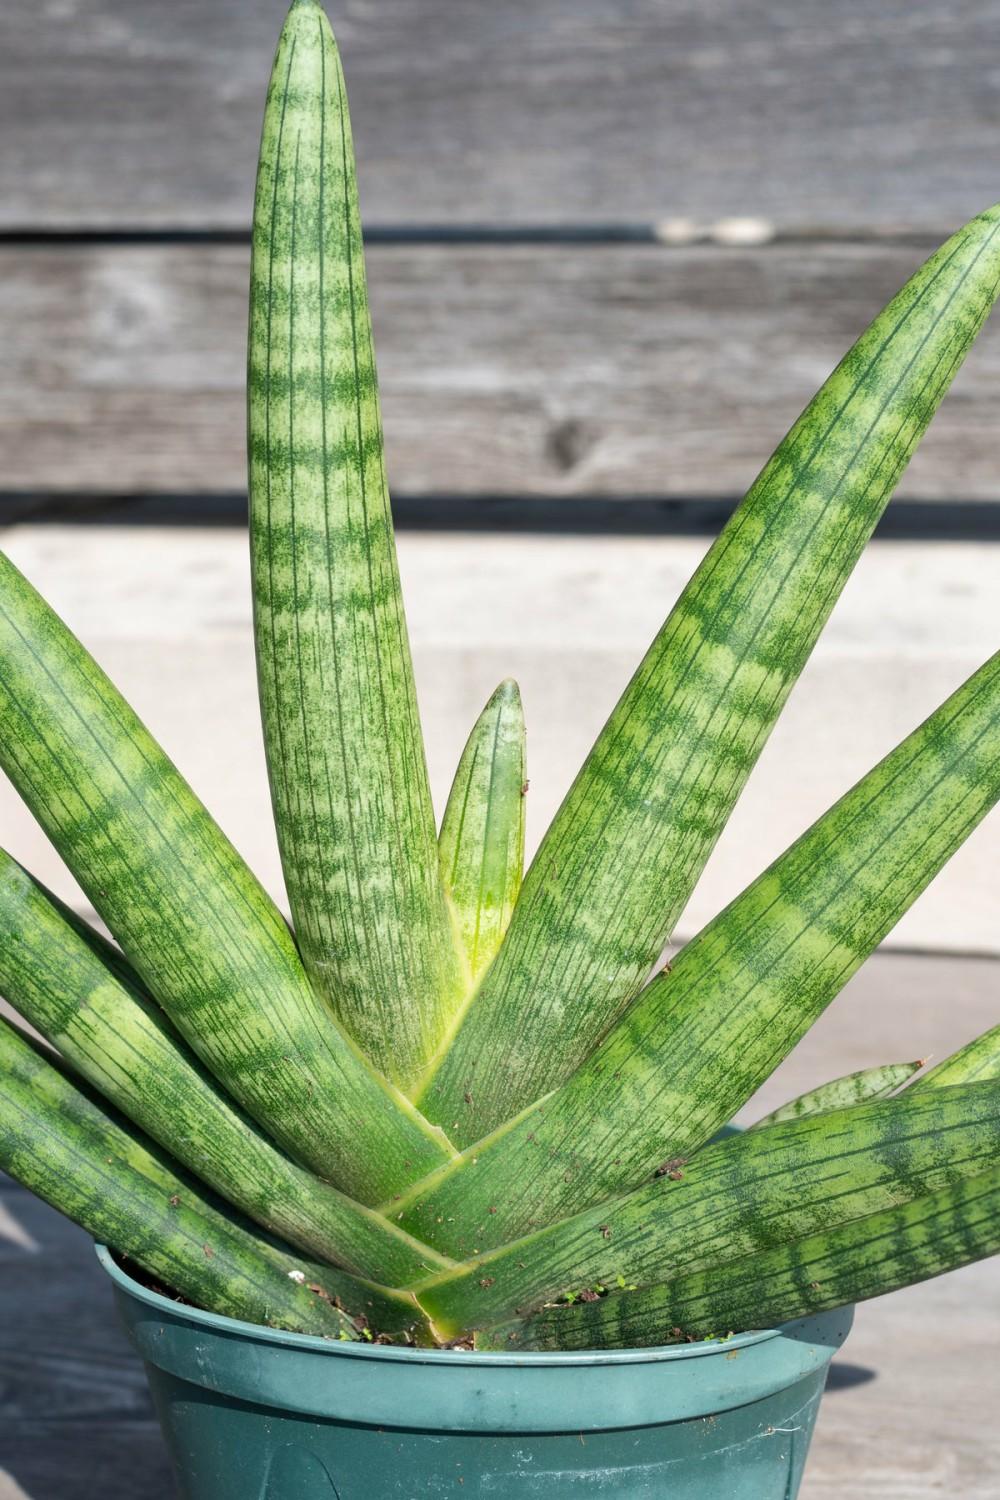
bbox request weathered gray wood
[0,951,997,1498]
[3,238,1000,500]
[0,1185,174,1498]
[0,1429,172,1500]
[2,1,1000,232]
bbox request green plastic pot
[98,1245,853,1499]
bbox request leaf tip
[492,677,523,709]
[282,0,336,44]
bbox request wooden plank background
[4,238,1000,504]
[1,1,1000,510]
[2,0,1000,231]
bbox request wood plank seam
[3,495,1000,542]
[0,225,966,248]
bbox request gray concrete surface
[1,525,996,954]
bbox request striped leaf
[750,1060,922,1129]
[392,651,1000,1254]
[910,1024,1000,1090]
[0,548,453,1203]
[248,0,463,1089]
[0,1017,432,1342]
[437,679,526,996]
[484,1166,1000,1352]
[0,852,451,1286]
[416,204,1000,1143]
[411,1084,1000,1336]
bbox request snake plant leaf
[248,0,464,1090]
[484,1165,1000,1352]
[910,1023,1000,1090]
[749,1060,923,1129]
[0,1017,433,1343]
[417,203,1000,1144]
[392,650,1000,1254]
[0,852,451,1286]
[411,1083,1000,1336]
[436,679,527,997]
[0,549,453,1203]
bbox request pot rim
[96,1242,787,1367]
[99,1245,853,1429]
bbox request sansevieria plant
[1,0,999,1356]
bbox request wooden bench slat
[3,239,1000,500]
[2,1,1000,230]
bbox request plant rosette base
[98,1245,854,1500]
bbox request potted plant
[0,1,998,1494]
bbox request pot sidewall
[99,1246,853,1499]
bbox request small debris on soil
[655,1157,688,1180]
[120,1256,195,1308]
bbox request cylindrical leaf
[0,549,452,1202]
[249,0,464,1089]
[910,1023,1000,1090]
[394,651,1000,1253]
[0,852,450,1285]
[437,679,526,992]
[485,1167,1000,1352]
[412,1083,1000,1336]
[0,1018,431,1342]
[750,1060,922,1129]
[418,205,1000,1143]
